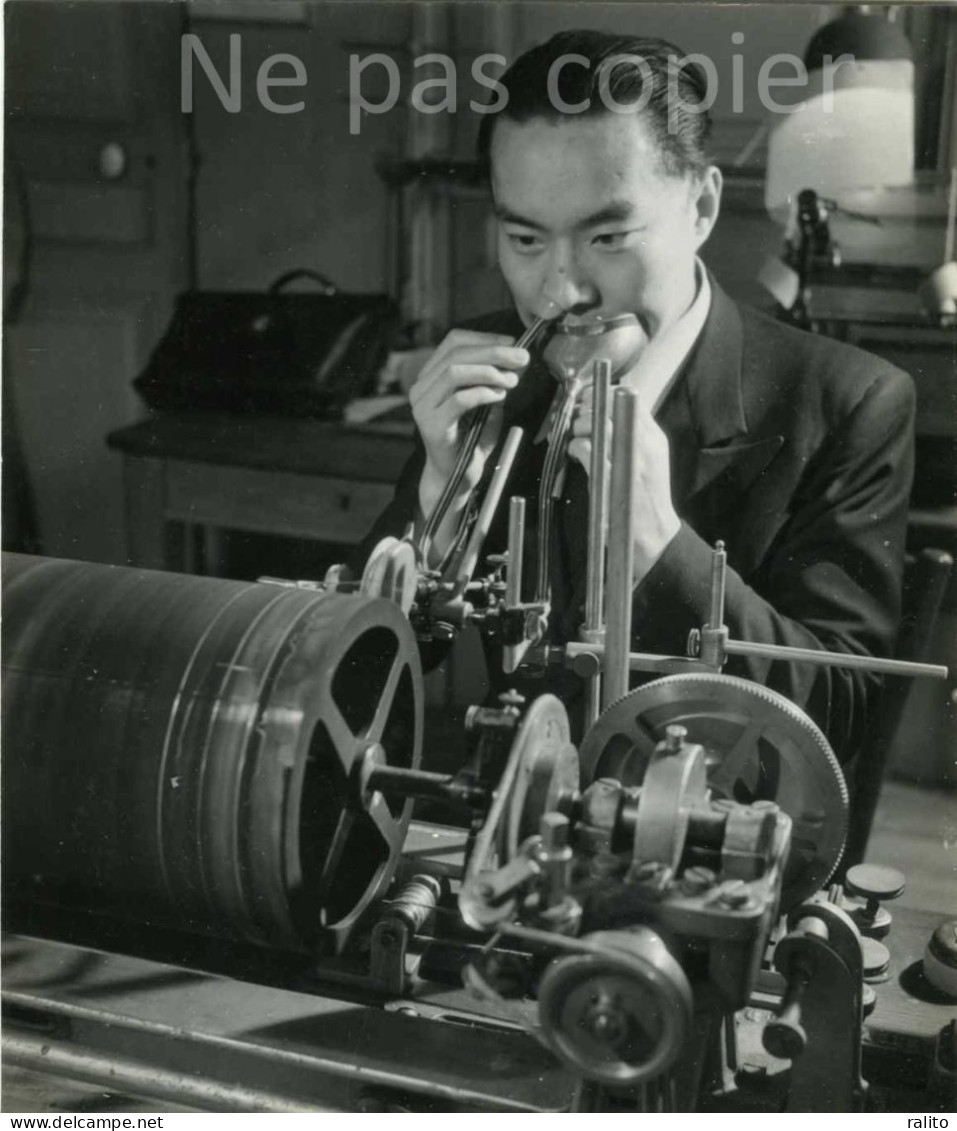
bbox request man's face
[490,111,716,338]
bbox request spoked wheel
[259,592,424,951]
[2,554,423,953]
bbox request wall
[189,3,413,292]
[5,1,954,565]
[4,1,190,564]
[143,3,957,324]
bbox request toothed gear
[578,673,848,909]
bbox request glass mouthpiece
[543,313,646,385]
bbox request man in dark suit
[358,31,915,762]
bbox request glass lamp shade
[764,58,915,224]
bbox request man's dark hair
[476,30,713,180]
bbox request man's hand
[409,329,530,556]
[570,385,680,585]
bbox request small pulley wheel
[500,694,579,861]
[578,673,848,909]
[360,537,418,614]
[538,927,692,1087]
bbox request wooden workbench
[106,413,415,573]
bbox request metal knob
[763,963,810,1060]
[764,915,828,1061]
[845,863,905,939]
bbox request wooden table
[106,413,415,573]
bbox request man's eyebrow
[577,200,636,227]
[493,200,637,230]
[493,204,546,231]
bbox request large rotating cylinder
[2,553,423,953]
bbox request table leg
[122,455,184,572]
[201,525,226,577]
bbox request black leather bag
[134,269,401,418]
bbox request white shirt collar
[621,257,712,413]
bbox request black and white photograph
[2,0,956,1117]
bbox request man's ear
[691,165,723,249]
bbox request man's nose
[541,251,598,314]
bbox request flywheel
[578,674,848,908]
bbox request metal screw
[540,812,569,851]
[631,862,661,882]
[498,689,526,709]
[682,866,717,894]
[665,724,688,753]
[718,880,751,908]
[584,1004,627,1046]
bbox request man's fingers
[449,385,509,414]
[414,342,528,397]
[413,361,522,418]
[568,437,591,472]
[571,413,614,452]
[478,400,505,454]
[444,344,529,372]
[427,330,515,369]
[444,363,519,394]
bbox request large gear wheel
[578,674,848,909]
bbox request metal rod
[535,380,581,603]
[505,496,526,607]
[707,540,727,628]
[724,637,949,679]
[583,359,612,731]
[583,360,612,629]
[3,1031,343,1114]
[502,497,529,675]
[452,425,524,594]
[559,641,709,676]
[367,764,456,801]
[603,387,640,709]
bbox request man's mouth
[556,312,640,336]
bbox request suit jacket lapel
[664,277,784,517]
